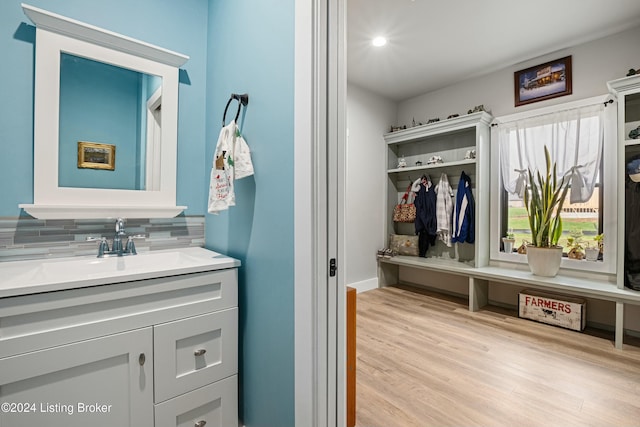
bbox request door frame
[294,0,347,425]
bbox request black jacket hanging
[414,177,437,257]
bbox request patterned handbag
[392,184,416,223]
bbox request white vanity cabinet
[0,328,154,426]
[0,252,239,427]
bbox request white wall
[397,25,640,125]
[346,83,397,293]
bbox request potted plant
[586,233,604,261]
[502,232,515,253]
[594,233,604,253]
[524,146,571,277]
[585,243,599,261]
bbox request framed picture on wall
[77,141,116,170]
[514,56,572,107]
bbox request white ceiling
[347,0,640,102]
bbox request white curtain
[498,103,604,203]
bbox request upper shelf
[607,74,640,95]
[387,158,476,174]
[384,111,493,145]
[22,3,189,67]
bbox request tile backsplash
[0,216,205,262]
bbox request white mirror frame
[19,4,189,219]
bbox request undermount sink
[40,250,203,277]
[0,247,240,298]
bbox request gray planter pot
[585,247,599,261]
[502,238,515,254]
[526,245,563,277]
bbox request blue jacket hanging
[414,176,437,256]
[452,171,475,244]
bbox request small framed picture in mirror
[77,141,115,170]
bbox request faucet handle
[96,237,110,258]
[124,234,145,255]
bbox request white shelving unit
[609,75,640,292]
[382,111,492,270]
[376,99,640,349]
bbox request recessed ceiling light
[372,36,387,47]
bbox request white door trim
[294,0,346,425]
[145,86,162,191]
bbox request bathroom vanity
[0,247,240,427]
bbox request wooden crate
[518,289,586,331]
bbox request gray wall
[397,25,640,125]
[351,24,640,331]
[346,84,397,292]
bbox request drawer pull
[139,353,146,366]
[195,421,207,427]
[194,348,207,357]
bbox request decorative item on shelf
[517,241,528,254]
[629,126,640,140]
[390,125,406,132]
[426,155,443,165]
[415,160,423,166]
[447,113,459,119]
[502,233,516,254]
[467,105,486,114]
[627,68,640,77]
[392,184,416,223]
[464,149,476,159]
[397,155,407,168]
[524,145,570,277]
[412,117,416,127]
[427,118,440,124]
[566,233,585,260]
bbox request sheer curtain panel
[498,103,604,203]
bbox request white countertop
[0,247,240,298]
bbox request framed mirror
[20,4,189,219]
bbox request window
[490,96,617,274]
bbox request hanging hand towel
[208,121,237,214]
[233,126,254,180]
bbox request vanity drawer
[0,269,237,359]
[154,375,238,427]
[154,308,238,403]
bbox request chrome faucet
[112,218,126,255]
[87,218,143,257]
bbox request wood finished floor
[355,285,640,427]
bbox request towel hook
[222,93,249,127]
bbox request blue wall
[0,0,209,215]
[205,1,295,426]
[0,2,297,425]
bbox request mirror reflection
[58,53,162,191]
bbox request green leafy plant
[504,232,515,240]
[566,233,585,259]
[594,233,604,252]
[524,146,571,248]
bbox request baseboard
[347,277,378,293]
